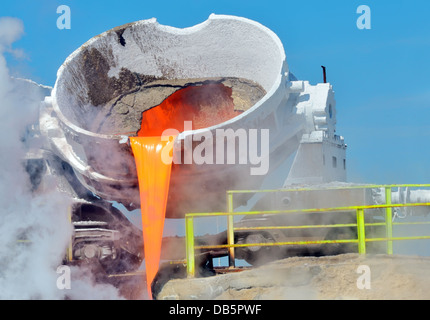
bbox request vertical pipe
[321,66,327,83]
[67,205,73,262]
[185,216,195,278]
[356,208,366,254]
[385,187,394,255]
[227,192,235,268]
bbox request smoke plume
[0,17,122,300]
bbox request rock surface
[157,254,430,300]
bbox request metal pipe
[385,187,394,254]
[226,184,430,195]
[356,208,366,254]
[67,205,73,262]
[227,192,235,268]
[186,202,430,218]
[321,66,327,83]
[185,217,195,278]
[195,238,359,250]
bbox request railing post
[185,216,195,278]
[227,192,235,268]
[356,208,366,254]
[67,205,73,262]
[385,187,394,255]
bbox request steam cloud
[0,17,122,299]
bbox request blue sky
[2,0,430,185]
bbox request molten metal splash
[129,136,174,298]
[131,83,240,298]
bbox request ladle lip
[51,14,287,143]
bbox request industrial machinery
[24,15,430,294]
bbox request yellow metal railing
[185,184,430,277]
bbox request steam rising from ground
[0,17,122,299]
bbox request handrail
[185,185,430,277]
[225,184,430,194]
[186,202,430,218]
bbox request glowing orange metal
[129,136,175,298]
[137,83,241,136]
[130,83,241,298]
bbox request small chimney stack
[321,66,327,83]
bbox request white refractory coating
[43,14,345,217]
[51,14,287,137]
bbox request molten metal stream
[130,83,240,298]
[129,136,174,298]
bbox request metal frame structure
[185,184,430,277]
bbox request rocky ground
[156,253,430,300]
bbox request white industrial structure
[286,81,347,185]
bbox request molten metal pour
[129,136,174,298]
[130,83,243,297]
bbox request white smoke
[0,17,123,300]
